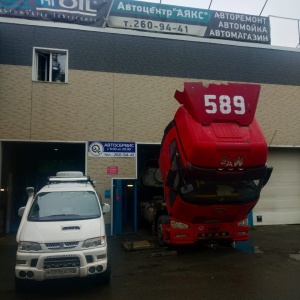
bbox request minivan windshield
[28,191,101,222]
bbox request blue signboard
[108,0,271,44]
[0,0,112,27]
[109,0,211,24]
[88,141,136,157]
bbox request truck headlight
[171,220,189,229]
[18,241,42,252]
[238,218,248,226]
[82,237,105,248]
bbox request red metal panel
[174,82,260,126]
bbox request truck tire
[95,251,111,284]
[157,215,170,246]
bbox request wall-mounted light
[127,184,133,187]
[0,188,5,192]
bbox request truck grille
[45,241,79,250]
[198,232,229,238]
[44,257,80,269]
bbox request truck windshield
[179,178,263,205]
[28,191,101,221]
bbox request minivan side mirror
[102,203,110,214]
[26,187,34,197]
[18,207,25,217]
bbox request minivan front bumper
[15,245,108,281]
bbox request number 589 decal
[204,95,245,115]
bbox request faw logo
[220,155,243,167]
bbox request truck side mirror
[18,207,25,217]
[181,184,194,194]
[102,203,110,214]
[262,167,273,187]
[166,170,177,187]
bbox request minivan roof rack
[48,171,95,186]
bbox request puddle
[290,254,300,260]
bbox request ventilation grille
[44,256,80,269]
[45,241,79,250]
[62,226,80,231]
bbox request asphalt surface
[0,225,300,300]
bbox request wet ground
[1,225,300,300]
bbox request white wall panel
[253,148,300,225]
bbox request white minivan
[15,171,111,292]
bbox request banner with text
[108,0,271,44]
[88,141,136,157]
[0,0,112,27]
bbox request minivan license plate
[45,267,78,277]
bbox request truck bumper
[166,222,249,245]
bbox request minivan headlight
[82,237,105,248]
[18,241,42,252]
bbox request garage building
[1,16,300,234]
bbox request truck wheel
[95,251,111,284]
[157,215,170,246]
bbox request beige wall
[0,65,32,139]
[257,84,300,146]
[1,63,300,197]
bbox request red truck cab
[158,82,272,246]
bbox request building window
[32,48,68,83]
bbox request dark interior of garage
[0,142,85,233]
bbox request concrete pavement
[0,224,300,300]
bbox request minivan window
[28,191,100,221]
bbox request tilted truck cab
[156,82,272,246]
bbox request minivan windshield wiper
[28,214,100,221]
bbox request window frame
[32,47,69,83]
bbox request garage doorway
[0,141,86,233]
[111,144,162,235]
[137,144,163,230]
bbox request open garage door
[0,141,86,233]
[253,148,300,225]
[137,143,163,230]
